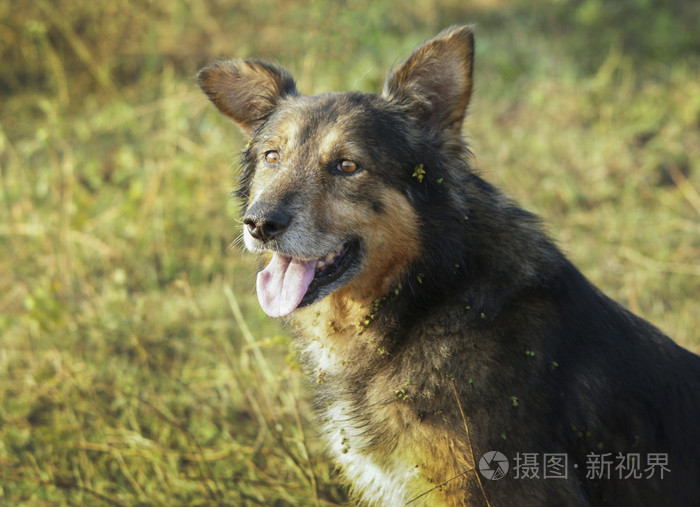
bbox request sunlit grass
[1,0,698,504]
[1,80,344,504]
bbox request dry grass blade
[667,163,700,216]
[451,377,491,507]
[0,474,128,507]
[405,379,491,506]
[224,284,276,385]
[293,396,321,507]
[35,0,120,97]
[137,396,225,503]
[405,470,471,505]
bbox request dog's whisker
[226,234,246,253]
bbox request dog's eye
[337,160,359,174]
[264,151,280,165]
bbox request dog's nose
[243,206,291,243]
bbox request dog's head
[198,26,474,318]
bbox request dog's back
[199,25,700,506]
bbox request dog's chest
[300,336,438,505]
[321,398,422,505]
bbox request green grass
[1,0,699,504]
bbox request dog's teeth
[315,245,346,271]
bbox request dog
[198,26,700,506]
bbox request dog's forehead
[262,92,390,147]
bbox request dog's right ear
[197,59,298,134]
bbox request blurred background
[1,0,699,504]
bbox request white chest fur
[301,338,430,505]
[322,400,421,506]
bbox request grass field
[1,0,699,504]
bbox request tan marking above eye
[265,151,280,165]
[339,160,359,174]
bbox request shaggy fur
[198,26,700,506]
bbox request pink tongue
[256,253,317,317]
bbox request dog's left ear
[197,59,298,134]
[382,26,474,137]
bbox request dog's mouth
[255,240,361,318]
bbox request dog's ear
[197,59,298,134]
[382,26,474,137]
